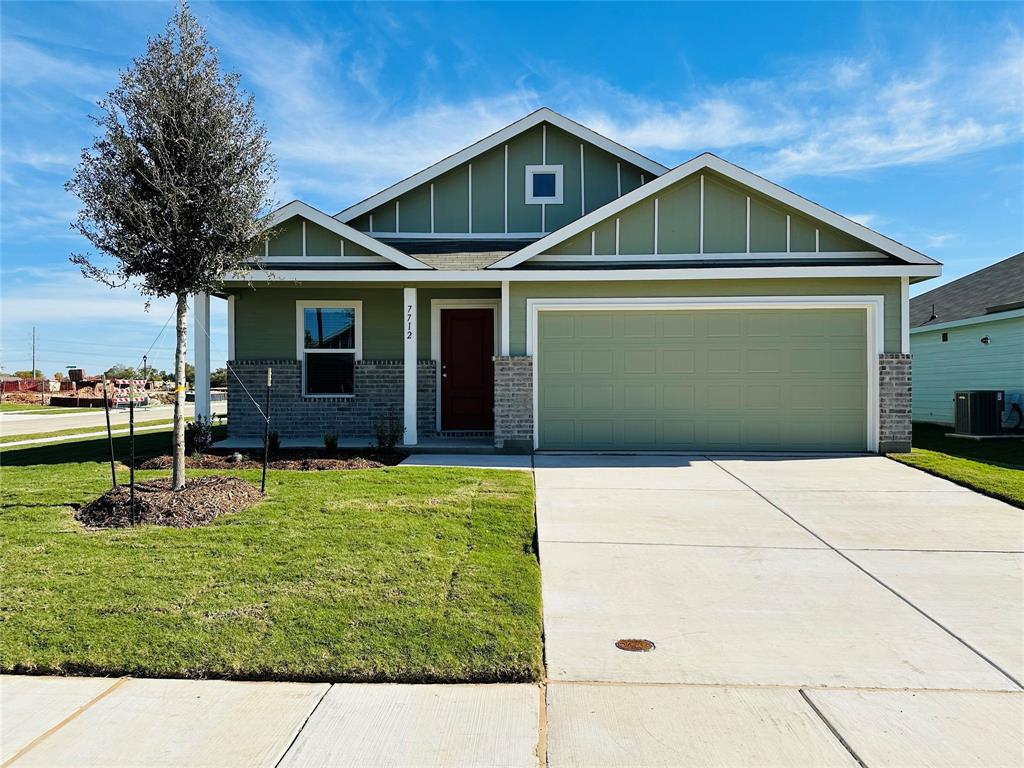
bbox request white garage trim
[430,298,501,432]
[526,295,885,453]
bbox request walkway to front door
[440,307,494,431]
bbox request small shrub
[267,430,281,455]
[185,415,214,454]
[323,433,338,454]
[375,412,405,452]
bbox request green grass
[890,423,1024,508]
[0,432,543,682]
[0,403,94,413]
[0,418,177,444]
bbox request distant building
[910,253,1024,426]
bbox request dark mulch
[139,451,401,471]
[75,476,263,528]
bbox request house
[195,108,942,453]
[909,252,1024,427]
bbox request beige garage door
[537,308,868,451]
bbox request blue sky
[2,1,1022,375]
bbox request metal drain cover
[615,638,655,652]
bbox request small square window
[941,332,949,342]
[525,165,563,205]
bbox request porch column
[403,287,418,445]
[193,292,211,421]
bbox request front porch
[193,284,526,452]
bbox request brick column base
[493,356,533,452]
[879,353,912,453]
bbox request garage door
[537,308,868,451]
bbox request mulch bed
[139,451,403,471]
[75,476,262,528]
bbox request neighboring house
[194,108,942,453]
[909,253,1024,427]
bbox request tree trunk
[172,293,188,490]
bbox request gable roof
[910,252,1024,327]
[265,201,430,269]
[489,153,939,269]
[334,107,669,223]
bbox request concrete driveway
[536,454,1024,766]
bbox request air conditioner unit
[954,391,1004,436]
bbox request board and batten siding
[507,277,905,356]
[911,314,1024,425]
[542,169,876,257]
[229,285,500,362]
[347,122,650,236]
[252,216,385,260]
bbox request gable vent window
[941,332,949,342]
[525,165,564,205]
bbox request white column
[900,276,910,354]
[403,287,418,445]
[193,292,211,421]
[500,281,510,356]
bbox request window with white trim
[299,304,360,395]
[525,165,564,205]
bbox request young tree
[67,2,274,489]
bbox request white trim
[503,144,509,234]
[786,215,791,253]
[395,200,400,232]
[294,300,364,398]
[900,276,910,353]
[815,228,820,253]
[193,293,211,421]
[641,173,646,185]
[616,162,621,197]
[301,221,307,258]
[232,263,943,284]
[542,123,547,163]
[699,174,705,255]
[429,298,501,432]
[653,198,659,255]
[369,213,373,232]
[590,231,596,256]
[340,237,345,257]
[526,294,885,453]
[366,231,547,240]
[403,287,418,445]
[909,306,1024,334]
[745,196,751,253]
[488,153,938,269]
[579,143,585,213]
[264,200,430,269]
[531,251,891,263]
[614,218,620,256]
[430,183,435,233]
[227,295,236,361]
[264,237,269,259]
[500,281,510,356]
[525,164,564,205]
[468,163,473,233]
[335,107,667,221]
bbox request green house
[909,253,1024,427]
[193,108,942,453]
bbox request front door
[440,308,495,430]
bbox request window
[941,332,949,342]
[297,302,361,396]
[525,165,564,205]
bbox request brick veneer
[227,359,435,443]
[493,356,533,452]
[879,353,912,453]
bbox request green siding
[268,218,303,257]
[509,278,903,355]
[544,125,583,232]
[351,213,370,232]
[619,198,655,255]
[506,127,543,233]
[538,308,867,451]
[397,184,431,233]
[749,197,788,253]
[657,177,700,254]
[583,147,619,213]
[819,224,873,252]
[789,214,817,252]
[911,314,1024,425]
[433,164,470,232]
[306,220,339,257]
[261,217,378,259]
[372,199,397,232]
[229,284,501,362]
[471,146,505,233]
[619,163,644,195]
[546,228,592,256]
[703,175,747,253]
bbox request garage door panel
[537,308,868,451]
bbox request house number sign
[406,304,414,339]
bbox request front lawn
[890,423,1024,508]
[0,433,543,682]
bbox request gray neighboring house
[910,252,1024,426]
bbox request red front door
[440,308,495,430]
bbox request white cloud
[846,213,880,228]
[925,233,956,248]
